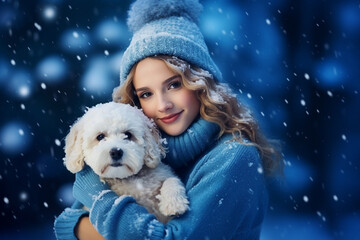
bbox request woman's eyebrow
[134,75,180,93]
[163,75,180,85]
[134,86,149,93]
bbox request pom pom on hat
[120,0,223,85]
[127,0,203,33]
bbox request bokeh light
[280,156,315,194]
[338,3,360,32]
[0,5,17,29]
[93,19,130,47]
[315,59,345,88]
[0,122,31,155]
[43,6,57,20]
[60,29,90,53]
[6,69,33,99]
[36,56,68,83]
[56,183,75,207]
[81,56,115,96]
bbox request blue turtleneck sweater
[54,118,268,240]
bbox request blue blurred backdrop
[0,0,359,239]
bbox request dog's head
[63,102,165,179]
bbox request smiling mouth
[159,111,183,124]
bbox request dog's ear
[143,124,165,168]
[63,119,85,173]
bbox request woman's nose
[157,95,173,112]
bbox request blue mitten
[73,165,110,209]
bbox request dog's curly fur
[63,102,189,223]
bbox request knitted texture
[73,165,110,209]
[120,0,223,85]
[53,202,88,240]
[54,118,268,239]
[127,0,202,32]
[161,118,220,169]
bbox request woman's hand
[75,216,106,240]
[73,165,110,208]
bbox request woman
[54,0,283,239]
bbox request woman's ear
[63,119,85,173]
[143,124,165,168]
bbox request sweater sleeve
[54,200,89,240]
[87,141,268,240]
[183,142,268,239]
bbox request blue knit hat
[119,0,223,85]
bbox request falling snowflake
[34,22,42,31]
[55,139,61,146]
[19,129,24,136]
[341,134,347,141]
[304,73,310,80]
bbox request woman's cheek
[140,103,155,119]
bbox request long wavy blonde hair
[113,55,283,176]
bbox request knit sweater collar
[161,118,220,169]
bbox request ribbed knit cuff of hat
[54,207,89,240]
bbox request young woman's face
[133,57,200,136]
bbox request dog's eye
[96,133,106,141]
[124,131,132,140]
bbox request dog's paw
[157,177,189,216]
[157,192,189,216]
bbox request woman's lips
[159,111,183,124]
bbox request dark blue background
[0,0,359,239]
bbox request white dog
[63,102,189,223]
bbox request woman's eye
[124,131,132,140]
[139,92,152,99]
[96,133,105,141]
[169,81,181,89]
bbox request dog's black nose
[110,148,123,161]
